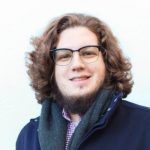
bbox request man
[16,13,150,150]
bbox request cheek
[55,67,67,85]
[54,67,60,85]
[94,62,106,78]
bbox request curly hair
[27,13,133,103]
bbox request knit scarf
[38,88,114,150]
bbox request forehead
[56,26,98,49]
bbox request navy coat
[16,100,150,150]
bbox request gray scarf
[38,88,114,150]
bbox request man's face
[54,26,106,113]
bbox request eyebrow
[50,45,101,51]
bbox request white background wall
[0,0,150,149]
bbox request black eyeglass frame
[49,45,106,64]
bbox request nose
[70,52,85,71]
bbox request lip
[70,75,91,81]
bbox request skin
[55,26,106,122]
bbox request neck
[70,113,81,122]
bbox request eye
[81,47,98,58]
[55,50,72,61]
[83,51,95,56]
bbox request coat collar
[78,92,123,145]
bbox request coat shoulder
[16,117,40,150]
[119,100,150,125]
[121,100,150,115]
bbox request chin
[55,84,102,114]
[67,90,94,98]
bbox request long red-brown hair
[27,13,133,103]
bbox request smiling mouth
[70,76,91,81]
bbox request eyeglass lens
[54,46,100,65]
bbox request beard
[54,83,103,115]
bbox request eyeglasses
[50,45,105,66]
